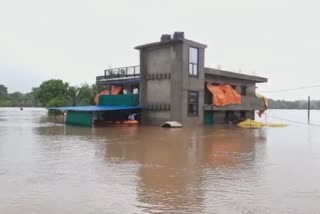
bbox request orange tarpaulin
[94,89,108,104]
[111,86,123,95]
[206,84,241,106]
[93,86,123,104]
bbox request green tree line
[0,79,104,107]
[0,85,40,107]
[268,99,320,109]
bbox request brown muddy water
[0,108,320,214]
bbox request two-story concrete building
[96,32,267,126]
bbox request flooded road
[0,108,320,213]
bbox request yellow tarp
[237,119,287,129]
[256,94,268,117]
[206,84,241,106]
[237,119,264,129]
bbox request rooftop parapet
[135,32,207,50]
[97,65,267,84]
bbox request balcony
[96,65,140,84]
[204,96,266,111]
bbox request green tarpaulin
[204,111,214,125]
[66,111,93,127]
[98,94,139,107]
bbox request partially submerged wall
[138,39,207,126]
[66,111,93,127]
[139,43,174,125]
[99,94,139,106]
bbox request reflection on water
[1,108,320,213]
[103,127,266,213]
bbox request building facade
[96,32,267,126]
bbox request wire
[265,114,320,127]
[259,84,320,93]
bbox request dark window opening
[241,86,247,96]
[240,111,246,119]
[189,47,199,77]
[225,111,233,122]
[226,111,244,124]
[204,83,211,104]
[188,91,199,117]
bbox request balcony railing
[96,65,140,81]
[204,96,266,111]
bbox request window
[241,86,247,96]
[188,91,199,117]
[189,47,199,77]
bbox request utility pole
[265,113,267,125]
[308,96,311,124]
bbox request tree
[0,84,8,100]
[36,79,69,107]
[91,84,105,96]
[67,84,104,106]
[77,84,93,105]
[68,86,79,106]
[0,100,11,107]
[8,92,24,106]
[28,87,41,107]
[46,95,68,107]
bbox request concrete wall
[169,43,183,122]
[246,111,255,120]
[213,111,225,124]
[205,110,255,125]
[179,42,205,126]
[146,80,171,104]
[139,39,207,126]
[142,111,171,125]
[140,43,180,125]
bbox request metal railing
[96,65,140,81]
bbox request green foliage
[0,81,105,108]
[91,84,105,96]
[8,92,24,106]
[66,83,105,106]
[0,100,11,107]
[0,84,8,100]
[68,86,79,106]
[46,96,67,107]
[0,92,40,107]
[77,84,94,105]
[36,79,69,107]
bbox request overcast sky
[1,0,320,100]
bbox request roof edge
[205,67,268,83]
[135,38,207,50]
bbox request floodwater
[0,108,320,214]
